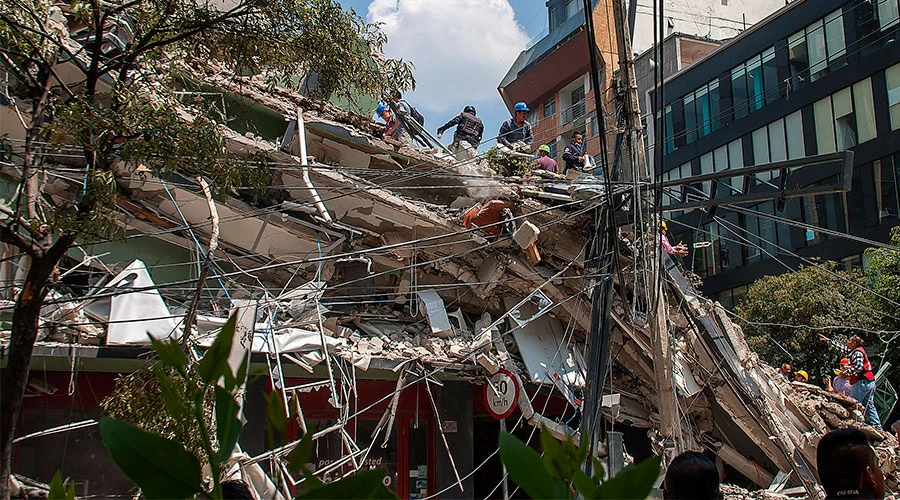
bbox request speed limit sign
[483,369,519,420]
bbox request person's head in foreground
[663,451,720,500]
[817,428,885,500]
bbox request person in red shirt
[534,145,558,173]
[820,334,883,431]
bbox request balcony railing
[560,99,586,124]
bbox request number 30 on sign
[483,369,520,420]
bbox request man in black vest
[438,106,484,158]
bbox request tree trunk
[0,236,73,500]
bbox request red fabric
[846,347,875,384]
[461,200,516,235]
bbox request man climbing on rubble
[437,105,483,160]
[376,103,412,147]
[498,102,533,153]
[817,428,886,500]
[534,144,559,173]
[562,131,586,173]
[820,334,883,431]
[662,451,720,500]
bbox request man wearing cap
[437,106,483,160]
[534,145,558,173]
[498,102,533,152]
[377,103,411,147]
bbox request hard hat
[514,102,529,112]
[660,221,668,231]
[538,144,551,154]
[464,105,476,115]
[795,370,808,382]
[839,358,850,366]
[375,103,387,116]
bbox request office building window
[527,108,539,125]
[853,78,877,143]
[570,86,585,120]
[785,110,805,160]
[878,0,900,29]
[663,106,675,153]
[788,9,845,87]
[682,79,720,143]
[732,47,777,119]
[547,139,558,157]
[814,78,877,153]
[544,97,556,117]
[886,62,900,130]
[750,116,803,180]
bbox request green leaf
[295,468,396,499]
[198,313,237,384]
[48,471,74,500]
[572,469,598,497]
[288,427,315,475]
[155,371,187,421]
[99,417,202,500]
[540,427,581,483]
[498,431,557,499]
[150,337,187,370]
[215,386,242,462]
[266,390,287,447]
[590,455,661,500]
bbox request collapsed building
[1,19,899,500]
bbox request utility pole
[611,0,648,183]
[614,0,680,455]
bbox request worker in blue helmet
[498,101,533,152]
[375,102,411,147]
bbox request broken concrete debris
[3,51,898,500]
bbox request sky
[337,0,549,150]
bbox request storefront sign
[483,369,519,419]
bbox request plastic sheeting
[84,260,180,345]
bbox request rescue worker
[820,334,883,430]
[437,105,483,159]
[376,103,411,147]
[498,102,533,152]
[562,131,586,173]
[794,370,809,383]
[660,221,688,257]
[534,145,558,173]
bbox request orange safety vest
[846,347,875,384]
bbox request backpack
[402,100,424,125]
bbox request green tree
[735,262,885,381]
[865,226,900,332]
[0,0,414,496]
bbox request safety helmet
[660,221,668,231]
[375,103,387,116]
[464,105,476,115]
[538,144,551,154]
[514,102,529,112]
[795,370,808,382]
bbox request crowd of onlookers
[663,428,888,499]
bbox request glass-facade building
[654,0,900,307]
